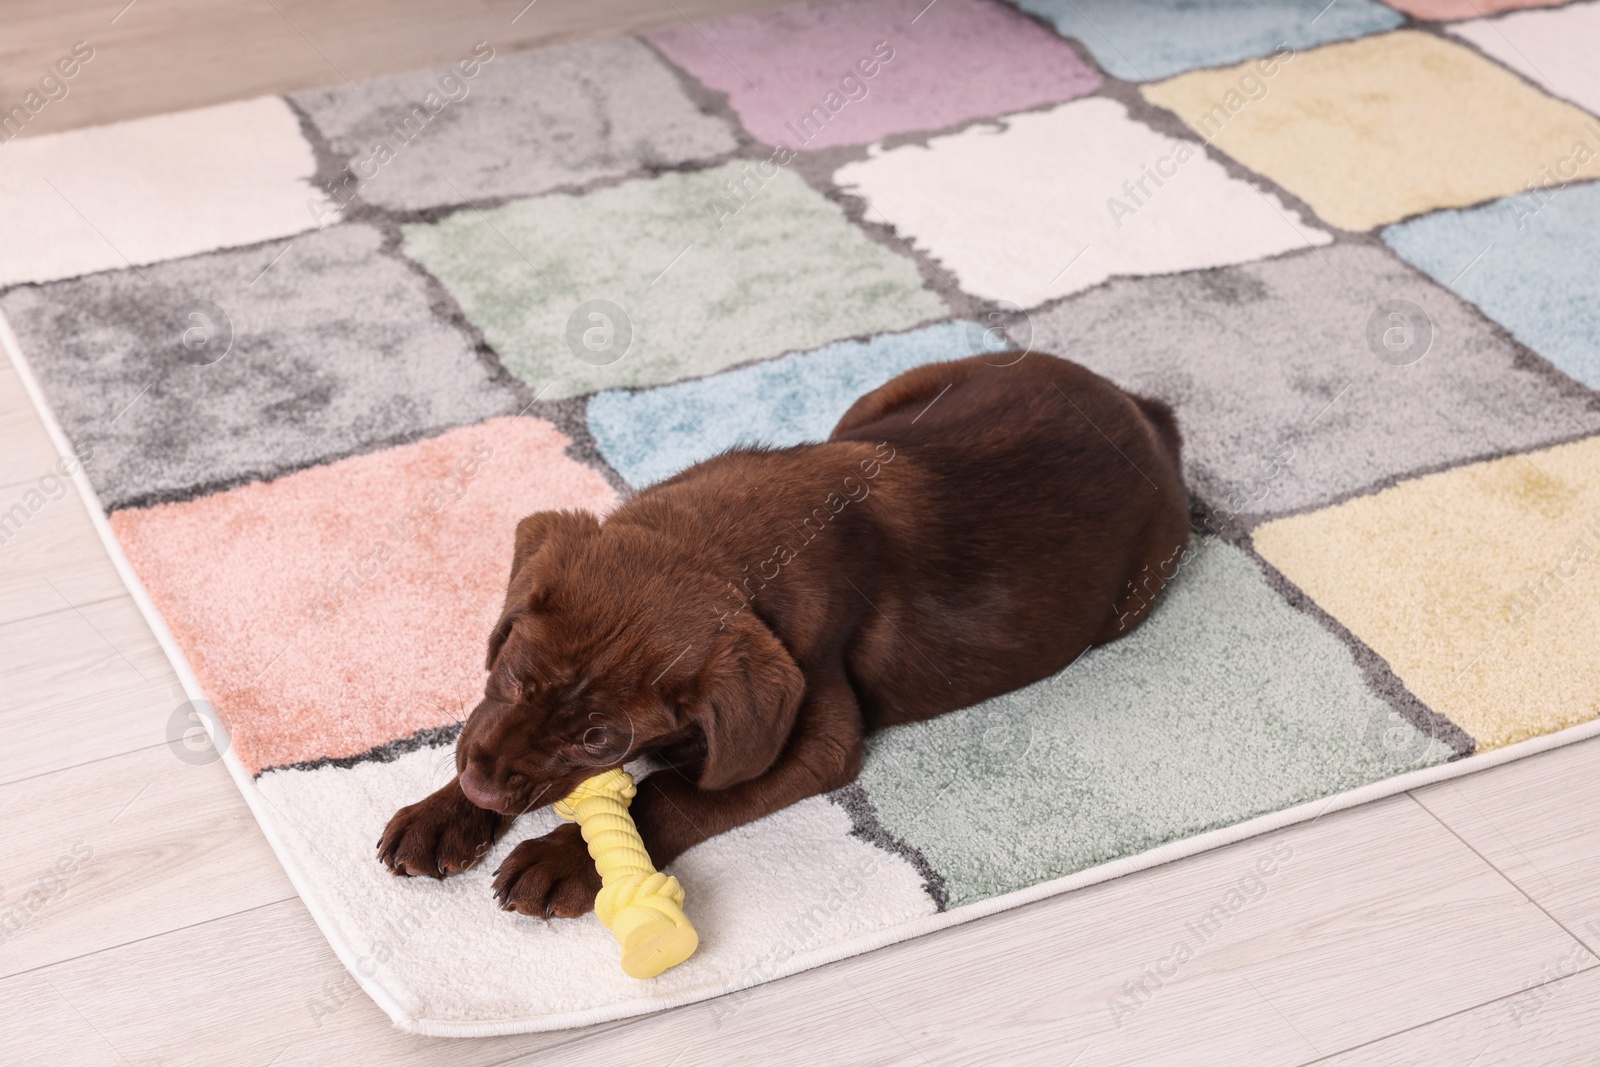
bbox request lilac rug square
[647,0,1101,150]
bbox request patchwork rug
[5,0,1600,1037]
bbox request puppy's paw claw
[378,784,505,879]
[491,823,600,919]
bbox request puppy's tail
[1131,394,1182,467]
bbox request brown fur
[378,353,1189,918]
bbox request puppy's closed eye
[486,663,524,705]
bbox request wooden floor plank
[1413,736,1600,949]
[0,743,294,980]
[0,0,793,140]
[0,470,127,628]
[1,898,662,1067]
[1309,966,1600,1067]
[0,596,177,785]
[784,796,1581,1067]
[1,969,125,1067]
[0,359,66,490]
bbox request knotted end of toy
[555,769,698,979]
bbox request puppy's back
[829,353,1191,719]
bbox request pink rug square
[648,0,1102,150]
[110,418,618,773]
[1381,0,1566,18]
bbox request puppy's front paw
[379,780,505,879]
[493,823,601,918]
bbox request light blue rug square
[586,320,993,489]
[1008,0,1403,82]
[1382,181,1600,390]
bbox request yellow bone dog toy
[553,768,698,979]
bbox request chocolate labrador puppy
[378,353,1189,917]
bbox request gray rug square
[1,223,518,510]
[292,37,740,213]
[1028,244,1600,524]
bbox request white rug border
[7,304,1599,1038]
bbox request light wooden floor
[0,0,792,139]
[4,3,1600,1064]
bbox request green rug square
[854,539,1459,908]
[403,162,945,399]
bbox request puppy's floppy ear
[684,610,805,790]
[486,509,599,669]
